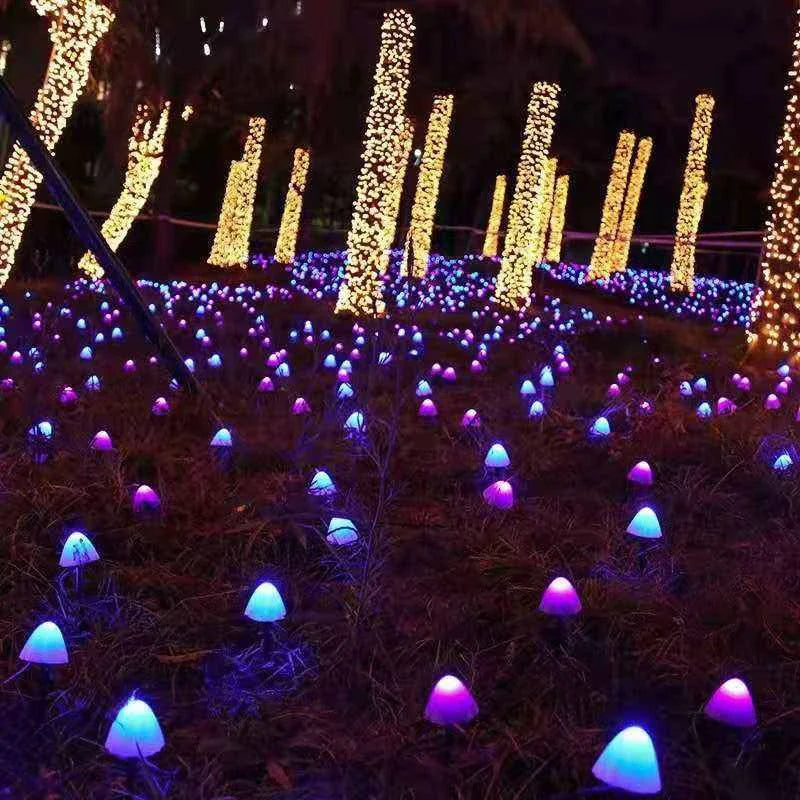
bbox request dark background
[0,0,794,276]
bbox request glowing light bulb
[538,577,581,616]
[592,726,661,795]
[244,581,286,622]
[59,531,99,567]
[326,517,359,546]
[104,697,165,759]
[626,506,662,539]
[704,678,757,727]
[20,621,68,664]
[424,675,478,726]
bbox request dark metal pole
[0,75,200,394]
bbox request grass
[0,270,799,798]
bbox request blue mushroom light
[210,428,233,448]
[626,507,662,540]
[592,726,661,795]
[20,621,68,665]
[59,531,100,568]
[326,517,359,546]
[104,696,165,759]
[244,581,287,623]
[484,443,511,469]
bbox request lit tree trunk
[752,10,800,357]
[78,102,170,278]
[336,10,415,316]
[494,81,560,309]
[0,0,114,286]
[670,94,715,293]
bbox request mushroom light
[90,430,113,452]
[627,461,653,486]
[59,531,99,567]
[244,581,287,623]
[592,726,661,795]
[105,697,165,759]
[20,621,68,665]
[484,443,510,469]
[538,577,582,617]
[626,507,662,539]
[309,470,336,496]
[132,485,161,514]
[703,678,757,728]
[590,416,611,438]
[326,517,359,546]
[210,428,232,448]
[424,675,478,726]
[483,480,514,510]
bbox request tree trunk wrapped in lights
[610,136,652,273]
[208,117,266,269]
[79,103,170,280]
[753,8,800,356]
[587,131,636,281]
[274,147,311,264]
[670,94,714,293]
[529,156,558,265]
[0,0,114,287]
[387,116,414,262]
[408,94,454,278]
[494,81,560,309]
[482,175,507,258]
[0,40,10,76]
[545,173,570,263]
[337,10,415,316]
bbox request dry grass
[0,275,798,799]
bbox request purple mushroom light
[483,480,514,510]
[538,577,582,617]
[132,485,161,515]
[90,430,113,452]
[627,461,653,487]
[704,678,757,728]
[424,675,478,727]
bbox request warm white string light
[0,0,114,286]
[208,117,266,268]
[670,94,715,293]
[753,8,800,355]
[78,103,170,279]
[545,173,569,263]
[494,81,560,309]
[336,9,415,316]
[387,116,414,257]
[587,131,636,281]
[529,156,557,265]
[610,136,652,273]
[407,94,453,278]
[483,174,507,258]
[0,40,11,76]
[275,147,310,264]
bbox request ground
[0,260,798,799]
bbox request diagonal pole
[0,75,200,394]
